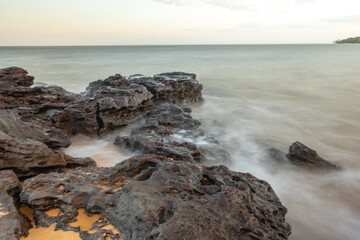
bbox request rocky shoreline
[0,67,294,239]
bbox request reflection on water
[2,44,360,239]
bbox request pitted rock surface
[20,154,291,240]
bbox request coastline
[1,67,291,239]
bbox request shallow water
[1,44,360,239]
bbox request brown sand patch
[68,208,101,231]
[19,223,81,240]
[45,208,62,217]
[20,206,35,225]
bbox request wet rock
[114,103,230,164]
[0,67,34,87]
[287,141,340,170]
[268,141,340,170]
[20,154,291,239]
[0,170,31,240]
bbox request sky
[0,0,359,45]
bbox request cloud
[153,0,252,10]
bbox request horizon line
[0,43,338,47]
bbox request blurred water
[1,44,360,239]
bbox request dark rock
[0,67,34,87]
[20,154,291,239]
[63,155,97,168]
[0,170,22,197]
[0,170,31,239]
[1,68,203,139]
[267,141,340,170]
[114,103,230,164]
[0,130,97,178]
[0,110,71,149]
[0,131,68,177]
[83,74,154,134]
[287,141,340,170]
[129,72,203,104]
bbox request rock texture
[20,155,291,240]
[0,170,31,240]
[268,141,340,170]
[1,67,292,239]
[0,67,34,87]
[0,131,96,177]
[115,103,230,164]
[0,67,202,139]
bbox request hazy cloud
[153,0,252,10]
[322,14,360,23]
[153,0,315,10]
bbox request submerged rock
[287,141,340,170]
[114,103,230,164]
[268,141,340,170]
[20,154,291,239]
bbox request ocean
[1,44,359,239]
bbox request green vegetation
[334,36,360,44]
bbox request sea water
[1,44,359,239]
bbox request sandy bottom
[19,207,120,240]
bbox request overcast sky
[0,0,359,45]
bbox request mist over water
[1,44,360,239]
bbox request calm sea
[1,45,360,239]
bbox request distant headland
[334,36,360,44]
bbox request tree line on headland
[334,36,360,44]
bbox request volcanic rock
[0,110,71,149]
[0,131,96,177]
[0,170,31,240]
[268,141,340,170]
[0,67,34,87]
[114,103,230,164]
[20,154,291,239]
[129,72,203,104]
[286,141,340,169]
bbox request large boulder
[20,154,291,239]
[115,103,230,164]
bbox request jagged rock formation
[115,103,231,164]
[20,155,291,239]
[268,141,340,170]
[0,67,291,239]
